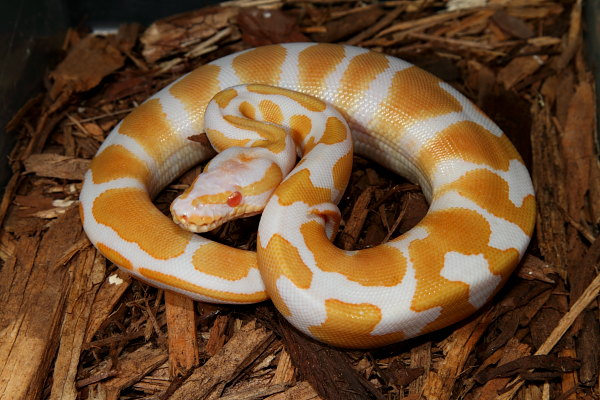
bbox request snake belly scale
[79,43,536,348]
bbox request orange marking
[247,84,326,112]
[276,169,331,207]
[309,299,405,349]
[303,137,318,154]
[407,208,520,334]
[338,51,390,110]
[214,88,238,108]
[258,233,315,316]
[298,43,346,93]
[118,99,176,164]
[310,207,342,234]
[96,242,134,270]
[260,234,313,289]
[301,220,407,286]
[259,99,283,125]
[374,66,463,136]
[289,114,312,146]
[192,242,257,281]
[206,128,251,152]
[139,267,267,303]
[223,115,287,154]
[419,121,519,173]
[242,163,283,196]
[438,169,536,234]
[332,151,353,193]
[93,188,192,259]
[295,115,349,156]
[239,101,256,120]
[90,145,150,187]
[170,64,221,131]
[232,45,286,85]
[191,190,234,206]
[322,117,349,145]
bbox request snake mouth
[171,207,262,234]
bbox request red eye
[227,191,242,207]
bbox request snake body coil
[80,43,536,348]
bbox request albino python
[80,43,536,348]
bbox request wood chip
[24,153,90,180]
[49,35,125,100]
[169,322,274,400]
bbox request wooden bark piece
[102,343,169,399]
[140,6,239,63]
[165,291,199,377]
[560,81,595,221]
[276,317,382,400]
[49,35,125,100]
[84,269,132,343]
[266,381,321,400]
[49,248,106,400]
[238,7,309,46]
[421,309,495,400]
[0,207,83,400]
[24,153,90,181]
[169,321,274,400]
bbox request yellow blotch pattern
[90,145,150,187]
[223,115,287,154]
[258,233,315,316]
[338,52,390,109]
[214,88,238,108]
[289,114,312,146]
[247,84,326,112]
[332,151,353,193]
[96,242,134,270]
[438,169,536,236]
[276,169,331,207]
[170,64,221,131]
[118,99,175,164]
[407,208,520,333]
[191,191,234,206]
[192,242,258,281]
[301,117,348,157]
[375,66,463,135]
[206,128,251,152]
[259,99,283,125]
[242,163,283,196]
[233,46,287,85]
[301,220,407,287]
[139,267,267,303]
[238,101,256,120]
[322,117,349,145]
[419,121,518,173]
[298,43,346,92]
[93,187,192,259]
[309,299,406,349]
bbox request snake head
[171,151,282,233]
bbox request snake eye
[226,191,242,207]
